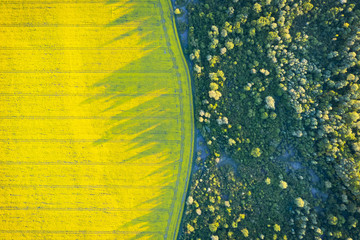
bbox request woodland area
[177,0,360,239]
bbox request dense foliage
[175,0,360,239]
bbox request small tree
[253,3,262,14]
[251,148,261,157]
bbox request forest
[176,0,360,239]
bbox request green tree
[253,3,262,14]
[251,148,261,158]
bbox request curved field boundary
[158,0,194,239]
[0,0,193,239]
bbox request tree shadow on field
[85,0,184,239]
[101,0,160,47]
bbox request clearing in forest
[0,0,193,239]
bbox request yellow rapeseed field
[0,0,193,239]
